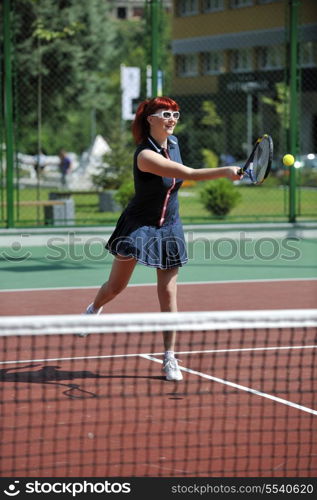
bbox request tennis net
[0,309,316,478]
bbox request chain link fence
[171,0,317,222]
[1,0,316,227]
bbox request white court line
[1,277,317,293]
[1,344,316,366]
[141,354,317,417]
[2,346,316,414]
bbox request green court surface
[0,225,316,290]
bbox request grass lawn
[179,184,317,223]
[1,184,316,227]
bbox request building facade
[109,0,172,19]
[171,0,317,154]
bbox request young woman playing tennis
[82,96,242,381]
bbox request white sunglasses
[150,110,180,120]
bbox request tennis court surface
[0,309,316,478]
[0,224,316,478]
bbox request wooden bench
[1,200,66,208]
[2,199,75,225]
[13,200,66,206]
[49,191,101,197]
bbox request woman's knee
[157,283,177,307]
[158,281,175,296]
[106,256,136,297]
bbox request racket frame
[239,134,273,184]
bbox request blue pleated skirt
[106,214,188,270]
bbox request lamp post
[241,82,261,154]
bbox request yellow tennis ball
[283,154,295,167]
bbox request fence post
[3,0,14,228]
[151,0,159,97]
[288,0,300,223]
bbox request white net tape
[0,309,316,336]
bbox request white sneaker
[85,303,103,315]
[78,303,103,337]
[162,356,183,381]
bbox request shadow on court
[0,364,166,399]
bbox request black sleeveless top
[106,135,188,269]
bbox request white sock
[164,350,174,359]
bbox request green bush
[200,178,242,217]
[115,180,135,208]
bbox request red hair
[131,96,179,144]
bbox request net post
[3,0,15,228]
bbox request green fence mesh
[1,0,316,227]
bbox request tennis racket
[238,134,273,184]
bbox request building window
[178,0,199,17]
[117,7,127,19]
[177,54,199,77]
[230,0,253,7]
[258,45,284,70]
[230,49,252,72]
[300,41,317,68]
[203,51,224,74]
[203,0,224,12]
[133,7,144,18]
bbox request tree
[8,0,173,157]
[177,100,223,168]
[12,0,120,153]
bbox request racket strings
[253,142,270,182]
[244,136,272,183]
